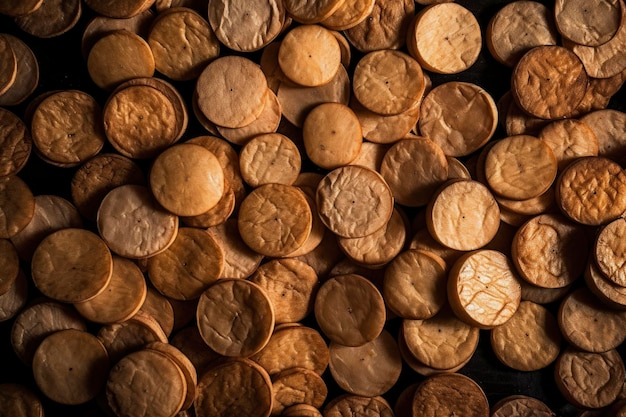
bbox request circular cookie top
[383,249,447,320]
[410,3,482,74]
[31,90,105,166]
[427,179,500,251]
[147,227,224,300]
[150,143,225,217]
[486,1,558,67]
[31,228,112,303]
[555,0,622,46]
[97,184,179,259]
[352,50,425,116]
[238,183,312,257]
[448,249,521,329]
[196,55,268,128]
[379,136,448,207]
[316,165,393,238]
[556,156,626,225]
[87,30,155,90]
[302,102,362,169]
[106,348,187,417]
[512,213,589,289]
[239,133,301,187]
[329,330,401,397]
[103,84,179,159]
[314,274,386,346]
[559,287,626,352]
[32,329,108,405]
[278,25,341,87]
[490,300,561,371]
[419,81,498,157]
[209,0,284,52]
[485,135,557,201]
[148,7,220,80]
[195,357,273,417]
[512,45,588,120]
[555,347,625,409]
[197,278,274,357]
